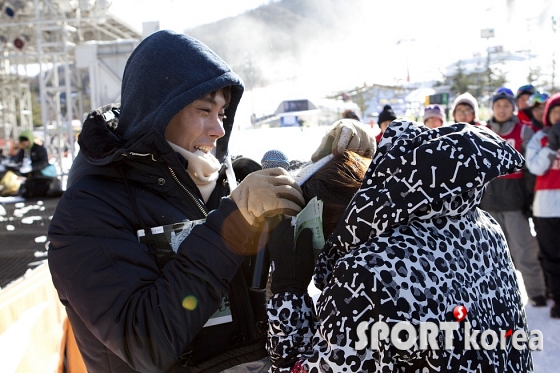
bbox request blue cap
[492,87,516,108]
[516,84,535,99]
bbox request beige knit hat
[452,92,479,120]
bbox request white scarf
[167,141,221,203]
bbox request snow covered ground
[228,125,334,164]
[521,278,560,371]
[231,125,560,372]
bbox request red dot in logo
[453,305,468,322]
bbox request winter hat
[543,92,560,127]
[378,105,396,124]
[516,84,536,99]
[342,110,361,121]
[18,129,34,149]
[527,92,549,108]
[492,87,516,109]
[423,104,446,123]
[452,92,479,120]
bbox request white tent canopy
[405,87,436,103]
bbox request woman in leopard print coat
[267,120,534,372]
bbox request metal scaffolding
[0,0,140,173]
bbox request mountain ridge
[185,0,370,88]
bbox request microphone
[251,150,289,290]
[260,149,290,170]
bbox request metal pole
[486,37,491,94]
[34,0,49,143]
[552,16,557,92]
[62,24,75,161]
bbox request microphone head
[261,149,289,170]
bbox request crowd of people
[43,30,559,372]
[0,130,62,198]
[380,85,560,318]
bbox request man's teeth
[194,146,210,154]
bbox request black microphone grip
[250,219,271,290]
[251,149,289,290]
[251,215,284,290]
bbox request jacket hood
[19,129,34,149]
[330,120,524,252]
[543,92,560,127]
[78,30,244,165]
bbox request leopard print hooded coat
[267,120,534,372]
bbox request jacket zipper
[167,166,208,217]
[122,151,208,217]
[128,152,156,161]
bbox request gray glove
[230,168,305,226]
[311,119,377,162]
[548,122,560,151]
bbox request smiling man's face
[164,89,227,154]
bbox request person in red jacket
[525,92,560,318]
[480,87,547,307]
[375,105,397,142]
[516,84,536,126]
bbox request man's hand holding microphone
[229,166,304,227]
[228,150,315,294]
[227,117,378,295]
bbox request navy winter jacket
[48,31,268,373]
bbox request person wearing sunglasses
[479,87,548,308]
[528,92,550,132]
[516,84,536,126]
[525,92,560,319]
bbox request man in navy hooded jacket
[47,30,305,373]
